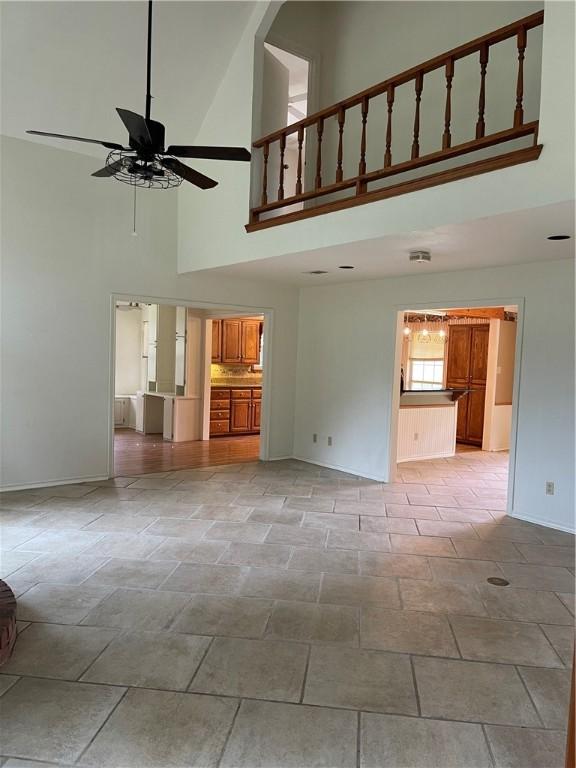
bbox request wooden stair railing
[247,10,543,232]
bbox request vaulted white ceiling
[1,1,255,157]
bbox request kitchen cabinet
[114,396,136,428]
[446,324,489,446]
[210,386,261,436]
[241,320,261,364]
[222,320,242,363]
[211,320,222,362]
[174,307,187,394]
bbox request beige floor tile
[147,539,229,564]
[450,615,563,667]
[267,601,359,646]
[0,677,125,763]
[407,493,459,507]
[83,514,153,534]
[333,501,388,517]
[9,553,107,585]
[326,530,391,552]
[284,497,334,513]
[304,646,417,714]
[240,567,321,602]
[416,520,479,539]
[220,699,358,768]
[16,583,112,625]
[556,591,575,614]
[540,623,575,665]
[14,529,105,554]
[172,595,273,638]
[191,637,308,702]
[142,519,213,539]
[499,562,575,592]
[360,517,419,535]
[83,558,178,589]
[289,547,358,574]
[2,623,117,680]
[265,523,327,548]
[235,494,285,509]
[429,557,505,584]
[0,550,41,578]
[302,511,359,530]
[361,713,493,768]
[484,725,566,768]
[219,541,292,568]
[414,656,540,726]
[478,583,574,624]
[390,534,456,557]
[83,533,164,559]
[81,630,210,690]
[0,674,20,697]
[532,528,576,547]
[247,507,304,526]
[190,505,251,522]
[400,578,487,616]
[473,522,545,543]
[1,526,42,550]
[518,666,572,728]
[81,588,190,630]
[361,606,459,657]
[438,507,495,523]
[27,510,103,529]
[360,551,431,579]
[159,563,248,594]
[387,504,439,519]
[204,521,270,543]
[82,688,237,767]
[452,539,526,562]
[515,543,575,567]
[320,573,400,608]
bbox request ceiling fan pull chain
[132,183,138,236]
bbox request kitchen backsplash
[211,364,262,383]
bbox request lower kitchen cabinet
[210,386,261,436]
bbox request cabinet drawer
[231,389,252,399]
[252,388,262,399]
[210,420,230,434]
[211,397,230,409]
[210,409,230,420]
[211,389,230,400]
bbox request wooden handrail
[249,10,544,230]
[253,10,543,147]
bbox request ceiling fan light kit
[26,0,250,191]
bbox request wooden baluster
[442,58,454,149]
[476,43,489,139]
[514,26,527,127]
[315,118,324,189]
[358,97,369,179]
[295,126,304,196]
[336,108,346,182]
[411,73,424,159]
[260,142,269,207]
[384,85,394,167]
[278,134,286,201]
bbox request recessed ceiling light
[339,265,355,270]
[304,270,329,275]
[547,234,571,240]
[409,250,432,264]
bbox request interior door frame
[108,294,274,478]
[387,297,525,516]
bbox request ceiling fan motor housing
[409,250,432,264]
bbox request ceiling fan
[27,0,250,189]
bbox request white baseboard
[266,455,294,462]
[292,455,386,482]
[0,474,109,493]
[510,509,576,535]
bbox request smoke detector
[409,250,432,264]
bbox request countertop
[211,380,262,388]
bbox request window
[409,359,444,390]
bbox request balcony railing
[247,11,544,232]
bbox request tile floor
[0,449,574,767]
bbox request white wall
[0,136,300,489]
[178,0,573,273]
[114,308,143,395]
[293,258,575,533]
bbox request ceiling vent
[409,250,432,264]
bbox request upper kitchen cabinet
[213,317,262,365]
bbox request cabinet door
[211,320,222,362]
[454,394,469,442]
[241,320,261,364]
[251,398,261,431]
[114,399,125,426]
[466,388,486,445]
[446,326,471,382]
[230,399,251,432]
[470,326,490,384]
[222,320,242,363]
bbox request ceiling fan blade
[116,108,152,147]
[27,130,124,150]
[166,145,251,162]
[91,159,125,177]
[161,158,218,189]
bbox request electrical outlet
[327,436,333,446]
[313,433,317,443]
[545,481,555,496]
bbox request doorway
[111,299,270,477]
[390,303,521,517]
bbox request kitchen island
[397,389,468,462]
